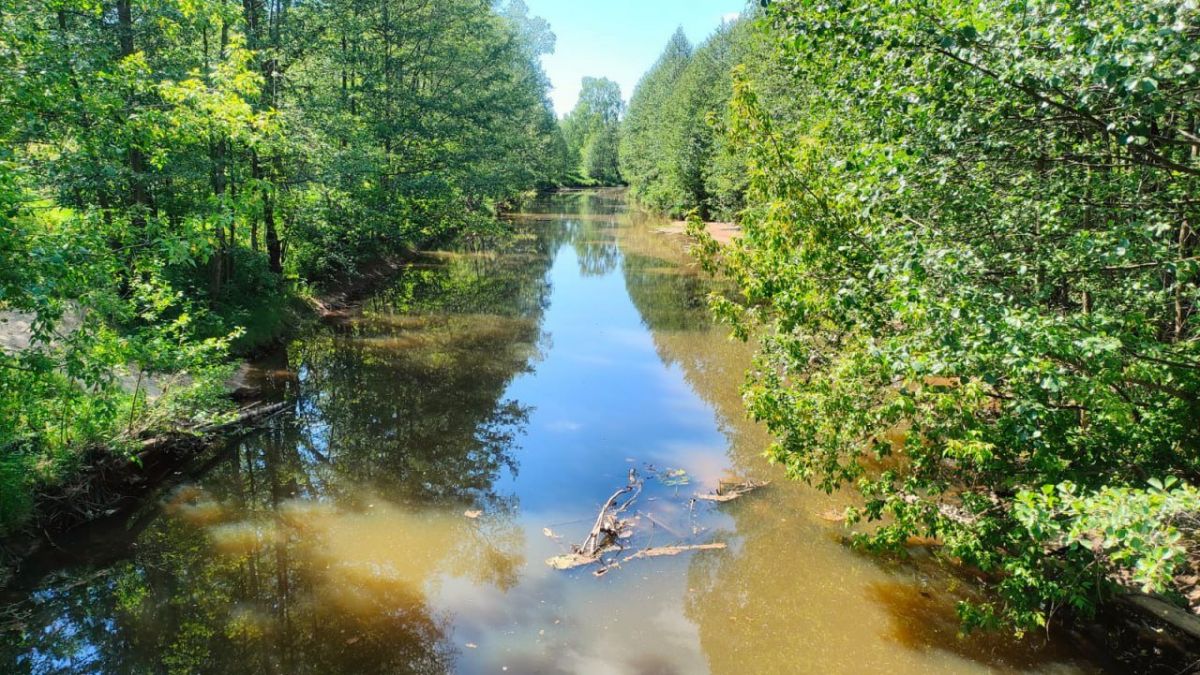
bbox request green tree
[561,76,625,185]
[699,0,1200,632]
[619,28,692,209]
[0,0,562,533]
[665,18,754,219]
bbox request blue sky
[522,0,748,116]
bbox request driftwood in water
[581,471,642,557]
[546,471,642,570]
[695,479,770,503]
[547,551,609,571]
[545,470,732,572]
[622,543,727,563]
[139,401,291,454]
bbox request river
[0,191,1120,673]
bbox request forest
[622,0,1200,635]
[0,0,574,528]
[3,0,1200,669]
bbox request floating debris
[622,543,727,563]
[544,468,734,576]
[657,468,690,487]
[545,471,643,571]
[464,509,483,519]
[695,479,770,503]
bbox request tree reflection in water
[616,206,1109,675]
[0,191,1121,675]
[1,222,556,674]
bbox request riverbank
[2,189,1116,673]
[5,190,1193,672]
[0,399,291,588]
[0,248,427,586]
[658,219,741,245]
[641,204,1200,671]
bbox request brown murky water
[0,191,1118,673]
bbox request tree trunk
[115,0,150,294]
[117,0,150,222]
[252,152,282,275]
[244,0,284,276]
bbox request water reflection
[286,232,556,510]
[6,490,462,674]
[1,190,1123,674]
[523,189,624,278]
[1,221,554,674]
[615,204,1108,674]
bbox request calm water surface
[1,191,1114,673]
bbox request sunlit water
[0,191,1118,674]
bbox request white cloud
[546,420,583,432]
[720,11,740,23]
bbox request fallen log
[140,401,292,454]
[1118,592,1200,642]
[547,551,610,571]
[195,401,292,434]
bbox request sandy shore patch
[657,220,741,245]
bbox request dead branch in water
[581,469,642,557]
[545,470,731,573]
[641,511,684,539]
[547,470,643,570]
[694,479,770,503]
[622,543,727,563]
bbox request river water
[0,191,1120,673]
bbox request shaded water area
[1,191,1125,673]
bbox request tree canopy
[0,0,564,532]
[561,76,625,185]
[691,0,1200,632]
[619,28,694,209]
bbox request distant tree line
[560,76,624,186]
[558,16,761,213]
[620,22,759,221]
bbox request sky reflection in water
[0,191,1112,674]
